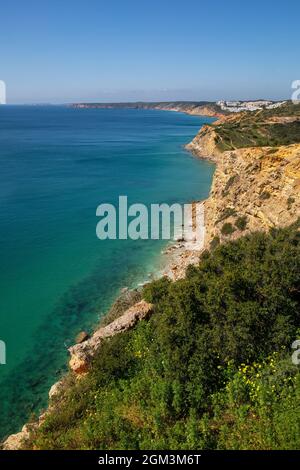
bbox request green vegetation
[214,103,300,151]
[287,197,295,210]
[26,222,300,450]
[235,215,248,231]
[210,236,220,250]
[262,102,300,118]
[260,191,271,200]
[221,222,235,235]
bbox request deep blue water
[0,106,215,438]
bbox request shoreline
[71,101,225,119]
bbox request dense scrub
[27,222,300,449]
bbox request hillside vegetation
[26,221,300,450]
[214,103,300,151]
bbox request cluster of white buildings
[217,100,286,113]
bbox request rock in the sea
[75,331,89,344]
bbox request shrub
[222,176,237,196]
[221,222,235,235]
[287,196,295,209]
[210,236,220,250]
[260,191,271,200]
[235,216,248,231]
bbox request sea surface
[0,105,215,438]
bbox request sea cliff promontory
[187,104,300,249]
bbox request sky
[1,0,299,103]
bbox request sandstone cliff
[187,122,300,249]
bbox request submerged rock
[75,331,89,344]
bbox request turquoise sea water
[0,106,215,438]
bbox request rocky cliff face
[186,124,222,161]
[187,124,300,248]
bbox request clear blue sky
[1,0,299,103]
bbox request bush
[217,207,236,224]
[287,196,295,209]
[235,216,248,231]
[27,223,300,450]
[210,236,220,250]
[260,191,271,200]
[221,222,235,235]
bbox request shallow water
[0,106,215,438]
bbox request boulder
[75,331,89,344]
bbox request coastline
[2,112,216,450]
[71,101,225,120]
[5,103,300,449]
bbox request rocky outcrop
[48,380,64,400]
[186,124,222,161]
[69,300,152,374]
[2,424,35,450]
[75,331,89,343]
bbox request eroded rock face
[186,124,222,161]
[187,125,300,249]
[69,300,153,374]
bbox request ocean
[0,105,215,438]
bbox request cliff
[187,109,300,249]
[71,101,225,118]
